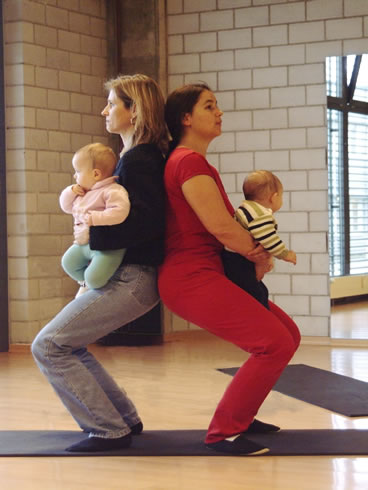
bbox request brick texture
[4,0,108,342]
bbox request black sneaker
[66,433,132,452]
[130,421,143,435]
[206,434,269,455]
[245,419,280,433]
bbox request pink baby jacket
[59,176,130,245]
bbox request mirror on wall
[327,54,368,339]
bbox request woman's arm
[182,174,268,259]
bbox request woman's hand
[244,243,270,263]
[246,244,273,280]
[255,257,274,280]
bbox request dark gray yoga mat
[1,429,368,456]
[218,363,368,417]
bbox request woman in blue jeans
[31,74,169,452]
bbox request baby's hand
[284,250,297,265]
[72,184,86,196]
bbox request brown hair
[165,83,210,147]
[104,74,169,154]
[243,170,283,201]
[77,143,117,178]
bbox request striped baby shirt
[235,200,289,260]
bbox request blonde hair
[243,170,282,201]
[104,74,169,154]
[76,143,117,178]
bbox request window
[327,55,368,277]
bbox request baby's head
[72,143,117,191]
[243,170,283,212]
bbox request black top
[89,143,166,266]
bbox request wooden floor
[331,299,368,339]
[1,328,368,490]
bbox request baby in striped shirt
[222,170,296,309]
[236,170,296,265]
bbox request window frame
[327,55,368,277]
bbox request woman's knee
[284,318,301,352]
[262,327,299,363]
[275,334,298,362]
[284,323,301,355]
[293,328,301,350]
[31,326,62,364]
[31,330,47,363]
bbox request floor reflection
[331,300,368,339]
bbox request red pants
[159,256,301,443]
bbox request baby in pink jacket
[60,143,130,297]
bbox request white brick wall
[166,0,368,336]
[4,0,108,343]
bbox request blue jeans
[61,244,126,289]
[32,263,159,439]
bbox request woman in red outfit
[158,83,301,456]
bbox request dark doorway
[0,0,9,352]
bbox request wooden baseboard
[331,294,368,305]
[9,344,31,353]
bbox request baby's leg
[221,250,269,309]
[61,244,91,283]
[84,248,126,289]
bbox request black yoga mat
[1,429,368,456]
[218,364,368,417]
